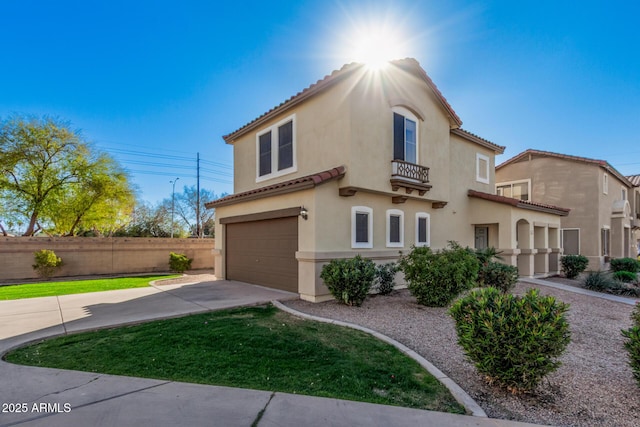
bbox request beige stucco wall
[496,156,634,269]
[0,237,215,282]
[228,66,469,206]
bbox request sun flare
[345,22,412,70]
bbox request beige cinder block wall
[0,237,215,282]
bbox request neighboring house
[206,59,568,302]
[628,174,640,256]
[496,149,638,270]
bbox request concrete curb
[520,277,638,306]
[271,300,487,418]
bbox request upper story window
[393,107,418,164]
[351,206,373,249]
[603,173,609,194]
[476,153,490,184]
[386,209,404,248]
[621,187,627,201]
[256,114,296,182]
[496,179,530,201]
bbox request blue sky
[2,0,639,204]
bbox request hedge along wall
[0,237,215,282]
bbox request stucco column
[517,249,536,277]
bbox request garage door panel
[226,217,298,292]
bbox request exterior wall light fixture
[300,207,308,220]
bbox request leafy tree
[0,115,134,236]
[115,202,187,237]
[170,186,224,237]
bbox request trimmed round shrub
[32,249,63,279]
[169,252,193,273]
[478,261,519,293]
[611,257,640,273]
[561,254,589,279]
[320,255,376,306]
[622,304,640,387]
[450,287,571,393]
[398,242,479,307]
[614,270,638,283]
[375,262,397,295]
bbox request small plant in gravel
[582,270,640,296]
[477,261,519,293]
[32,249,63,279]
[398,242,479,307]
[611,257,640,274]
[613,270,638,284]
[622,303,640,387]
[320,255,376,306]
[169,252,192,273]
[375,263,398,295]
[561,254,589,279]
[450,287,571,393]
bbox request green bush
[611,257,640,273]
[375,263,397,295]
[169,252,193,273]
[450,287,571,393]
[320,255,376,306]
[583,270,640,296]
[622,304,640,387]
[473,247,503,265]
[398,242,479,307]
[614,270,638,283]
[561,254,589,279]
[32,249,63,279]
[478,261,519,293]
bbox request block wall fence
[0,237,215,282]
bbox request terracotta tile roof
[627,174,640,187]
[222,58,462,143]
[468,189,570,216]
[451,128,505,154]
[497,149,633,187]
[205,166,346,209]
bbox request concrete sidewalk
[0,278,547,427]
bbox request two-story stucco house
[496,149,638,270]
[207,59,569,302]
[626,174,640,256]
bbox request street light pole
[170,177,180,238]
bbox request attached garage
[223,211,299,293]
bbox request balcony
[390,159,432,196]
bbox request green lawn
[4,304,465,413]
[0,275,179,300]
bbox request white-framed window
[351,206,373,249]
[561,228,580,255]
[601,226,610,256]
[603,173,609,194]
[386,209,404,248]
[476,153,490,184]
[496,179,531,201]
[256,114,297,182]
[415,212,430,247]
[622,187,627,201]
[392,107,419,164]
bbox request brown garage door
[226,217,298,292]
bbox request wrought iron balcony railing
[390,160,431,196]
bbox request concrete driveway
[0,278,546,427]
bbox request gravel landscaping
[284,282,640,427]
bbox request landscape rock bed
[285,282,640,427]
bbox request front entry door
[475,227,489,250]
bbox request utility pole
[196,152,201,238]
[170,177,179,238]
